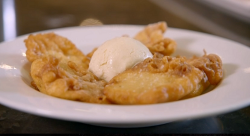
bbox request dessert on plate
[24,22,223,104]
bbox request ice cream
[89,36,153,82]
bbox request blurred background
[0,0,249,46]
[1,0,250,134]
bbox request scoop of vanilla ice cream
[89,37,153,82]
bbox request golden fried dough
[30,55,110,104]
[187,53,223,85]
[104,52,223,104]
[104,54,205,104]
[182,53,223,99]
[134,22,177,56]
[181,74,210,99]
[25,33,89,70]
[24,24,223,105]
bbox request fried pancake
[104,53,223,104]
[24,26,223,105]
[182,53,223,99]
[104,54,207,104]
[30,55,109,104]
[187,53,223,85]
[25,33,89,70]
[134,21,177,56]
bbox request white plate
[0,25,250,128]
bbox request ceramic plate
[0,25,250,128]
